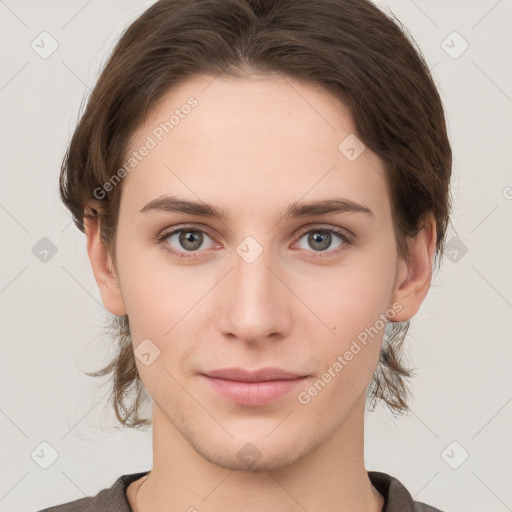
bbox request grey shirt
[38,470,444,511]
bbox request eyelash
[155,225,353,260]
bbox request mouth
[200,367,310,406]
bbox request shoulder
[368,471,445,512]
[37,471,150,512]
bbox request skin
[85,73,436,512]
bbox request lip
[200,367,309,406]
[203,367,305,382]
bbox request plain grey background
[0,1,511,511]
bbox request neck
[131,398,384,512]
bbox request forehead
[120,74,390,220]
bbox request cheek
[297,327,385,414]
[114,231,194,336]
[118,273,169,342]
[297,255,394,394]
[301,255,395,338]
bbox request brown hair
[60,0,452,428]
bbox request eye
[294,227,353,257]
[156,224,353,260]
[157,227,216,259]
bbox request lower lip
[201,375,308,406]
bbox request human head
[60,0,452,429]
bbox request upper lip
[202,367,307,382]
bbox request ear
[84,206,127,317]
[389,213,437,322]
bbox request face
[96,74,418,471]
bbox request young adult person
[40,0,452,510]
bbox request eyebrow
[139,195,373,221]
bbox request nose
[216,241,293,345]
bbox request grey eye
[297,230,344,252]
[167,229,213,252]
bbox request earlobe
[389,214,437,323]
[84,212,127,317]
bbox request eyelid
[155,223,216,241]
[294,223,354,240]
